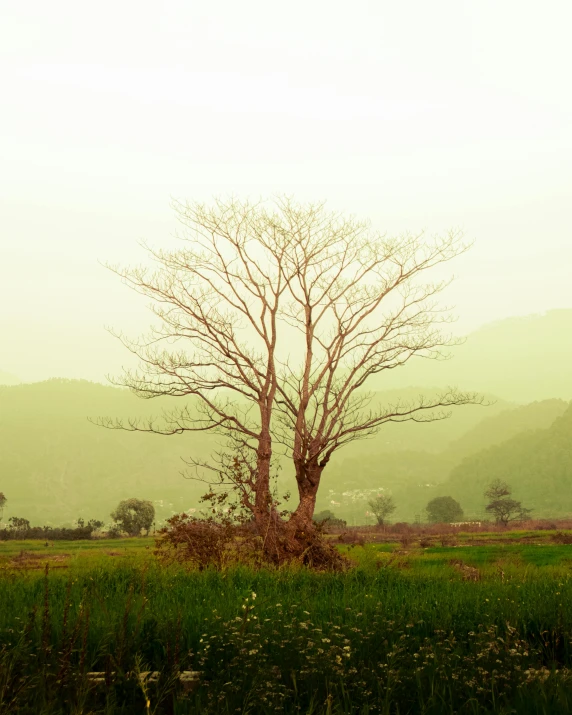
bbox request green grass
[451,528,572,543]
[340,541,572,574]
[1,539,572,713]
[0,537,155,558]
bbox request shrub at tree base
[156,510,350,571]
[155,513,251,570]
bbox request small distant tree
[368,494,396,526]
[426,496,463,524]
[8,516,30,532]
[484,479,511,501]
[0,492,6,521]
[111,498,155,536]
[484,479,531,526]
[77,518,104,533]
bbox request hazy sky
[1,0,571,383]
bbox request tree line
[362,479,531,527]
[0,496,155,540]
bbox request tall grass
[1,549,572,713]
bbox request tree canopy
[368,494,396,525]
[111,498,155,536]
[426,496,464,524]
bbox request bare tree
[103,197,480,562]
[272,200,480,538]
[99,198,292,544]
[484,479,511,501]
[484,479,531,526]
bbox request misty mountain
[436,402,572,519]
[1,378,571,527]
[371,310,572,403]
[0,379,503,526]
[443,399,569,464]
[316,398,570,523]
[341,387,509,455]
[0,379,216,525]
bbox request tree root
[265,526,350,571]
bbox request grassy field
[1,535,572,713]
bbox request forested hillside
[443,399,569,463]
[0,379,214,525]
[1,379,570,526]
[438,402,572,519]
[315,399,571,523]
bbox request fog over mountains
[372,309,572,403]
[0,370,20,386]
[443,402,572,518]
[331,399,570,524]
[1,310,571,525]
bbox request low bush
[313,509,347,529]
[155,512,261,570]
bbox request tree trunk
[253,433,272,522]
[249,450,346,569]
[248,426,289,562]
[276,461,347,569]
[289,460,323,532]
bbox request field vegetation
[2,528,572,714]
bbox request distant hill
[443,399,569,464]
[316,398,570,523]
[370,310,572,403]
[0,370,20,386]
[1,378,570,526]
[0,379,217,525]
[337,388,510,455]
[0,379,504,526]
[437,402,572,519]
